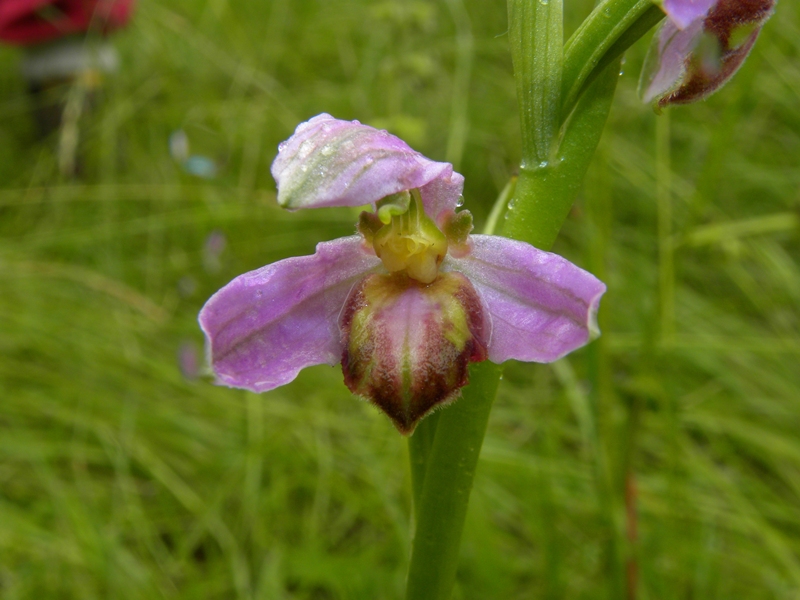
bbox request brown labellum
[340,271,488,434]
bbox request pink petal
[446,235,606,364]
[271,114,463,224]
[198,236,381,392]
[640,18,704,104]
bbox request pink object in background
[0,0,135,46]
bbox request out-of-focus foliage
[0,0,798,598]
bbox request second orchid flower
[642,0,776,107]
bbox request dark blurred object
[21,36,115,139]
[0,0,134,45]
[0,0,136,173]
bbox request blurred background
[1,0,799,598]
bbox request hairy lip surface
[340,272,488,434]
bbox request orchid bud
[641,0,775,107]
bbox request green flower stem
[508,0,564,165]
[405,362,503,600]
[561,0,663,119]
[408,410,441,523]
[504,60,622,249]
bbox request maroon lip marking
[340,272,487,435]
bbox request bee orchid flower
[199,114,606,434]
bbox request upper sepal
[271,114,464,224]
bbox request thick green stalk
[405,362,502,600]
[408,411,440,523]
[504,60,622,249]
[508,0,564,165]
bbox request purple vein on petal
[199,236,381,392]
[446,235,606,364]
[271,114,463,222]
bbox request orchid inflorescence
[199,115,605,434]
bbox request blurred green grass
[1,0,799,598]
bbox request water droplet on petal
[456,195,464,207]
[298,140,314,159]
[278,141,287,153]
[538,160,548,168]
[321,144,333,156]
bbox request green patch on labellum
[340,271,488,434]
